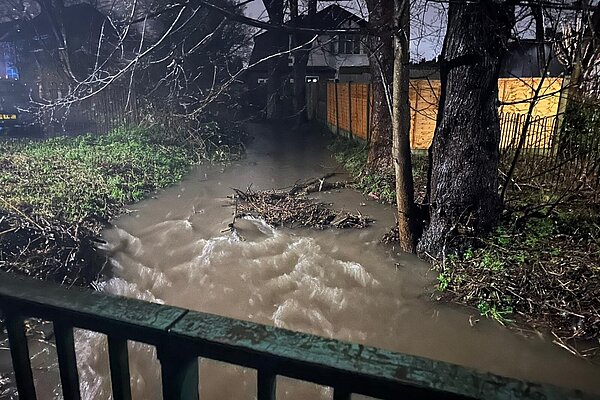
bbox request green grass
[435,208,600,340]
[327,136,396,204]
[327,135,429,204]
[0,127,194,224]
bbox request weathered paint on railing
[0,272,595,400]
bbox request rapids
[2,123,599,399]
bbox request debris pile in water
[232,184,372,229]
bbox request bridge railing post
[107,336,133,400]
[157,347,199,400]
[4,312,37,400]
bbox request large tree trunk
[290,0,315,124]
[263,0,286,120]
[392,0,416,252]
[39,0,77,82]
[366,0,393,172]
[417,0,513,258]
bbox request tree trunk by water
[263,0,287,120]
[366,0,393,172]
[392,0,416,252]
[290,0,316,125]
[417,0,513,258]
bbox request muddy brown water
[2,123,599,399]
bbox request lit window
[306,76,319,83]
[0,42,19,80]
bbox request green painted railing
[0,272,594,400]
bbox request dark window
[337,34,362,55]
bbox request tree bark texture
[417,0,513,258]
[39,0,77,82]
[290,0,316,124]
[366,0,394,172]
[392,0,416,252]
[263,0,287,120]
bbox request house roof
[248,5,366,67]
[294,4,367,30]
[500,39,565,78]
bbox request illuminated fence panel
[326,78,564,149]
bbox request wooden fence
[319,78,564,150]
[311,77,598,192]
[40,84,141,136]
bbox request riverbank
[327,136,428,204]
[436,205,600,355]
[329,133,600,355]
[0,124,245,286]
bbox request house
[0,4,116,101]
[246,4,369,90]
[0,4,118,134]
[500,39,565,78]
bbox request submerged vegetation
[328,130,600,354]
[435,208,600,354]
[328,137,396,204]
[0,123,245,285]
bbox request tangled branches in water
[232,184,372,230]
[0,208,104,287]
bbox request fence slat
[108,336,132,400]
[348,82,352,136]
[54,321,81,400]
[158,349,199,400]
[5,313,37,400]
[257,369,276,400]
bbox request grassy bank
[0,124,243,285]
[327,136,428,204]
[436,207,600,354]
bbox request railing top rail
[0,272,594,400]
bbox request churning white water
[4,124,599,399]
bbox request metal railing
[0,272,594,400]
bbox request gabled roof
[248,5,366,67]
[294,4,367,30]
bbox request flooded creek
[3,123,600,399]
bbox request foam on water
[73,217,387,400]
[36,124,600,399]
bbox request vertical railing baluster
[54,321,81,400]
[333,388,351,400]
[257,369,276,400]
[108,336,132,400]
[4,313,37,399]
[157,348,199,400]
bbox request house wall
[307,26,369,74]
[320,77,564,149]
